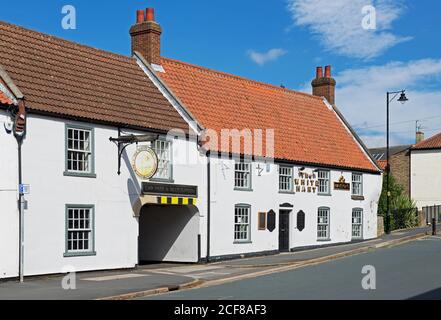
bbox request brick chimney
[312,65,336,105]
[130,8,162,66]
[416,131,425,143]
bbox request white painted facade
[0,113,207,279]
[411,149,441,209]
[208,156,382,258]
[0,109,19,279]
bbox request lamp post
[385,90,408,234]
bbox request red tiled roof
[0,91,13,105]
[0,21,188,132]
[159,58,379,172]
[412,132,441,150]
[377,160,387,170]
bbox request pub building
[0,8,381,279]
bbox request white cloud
[248,48,287,66]
[334,59,441,147]
[287,0,411,59]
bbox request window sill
[234,241,252,244]
[317,238,331,242]
[64,171,97,179]
[64,251,97,258]
[317,193,332,197]
[351,195,365,201]
[279,190,295,195]
[234,188,253,192]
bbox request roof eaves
[134,52,204,135]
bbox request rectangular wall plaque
[142,182,198,198]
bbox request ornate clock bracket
[109,128,159,175]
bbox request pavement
[0,224,439,300]
[145,235,441,300]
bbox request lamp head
[398,91,409,104]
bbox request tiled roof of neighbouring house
[0,21,189,132]
[159,57,379,173]
[0,91,13,105]
[412,132,441,150]
[369,145,412,161]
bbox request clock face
[132,147,158,180]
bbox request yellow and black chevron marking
[157,197,197,206]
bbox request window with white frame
[317,207,330,240]
[352,208,363,239]
[66,206,94,255]
[279,166,293,192]
[234,205,251,242]
[235,161,252,190]
[318,170,330,195]
[152,140,172,180]
[66,127,93,174]
[352,173,363,196]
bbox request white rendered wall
[209,156,381,258]
[0,109,19,279]
[411,149,441,209]
[19,114,206,277]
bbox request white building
[410,132,441,209]
[0,9,382,280]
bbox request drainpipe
[206,151,211,262]
[14,99,26,282]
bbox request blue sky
[1,0,441,147]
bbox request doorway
[279,210,291,252]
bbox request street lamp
[385,90,408,234]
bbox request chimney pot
[316,67,323,79]
[325,65,331,78]
[136,10,145,23]
[146,8,155,22]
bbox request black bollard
[432,218,436,236]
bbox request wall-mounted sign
[142,182,198,198]
[297,210,306,232]
[267,210,276,232]
[132,146,158,180]
[334,176,350,191]
[294,170,318,193]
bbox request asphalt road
[146,236,441,300]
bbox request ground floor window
[317,207,330,240]
[235,205,251,242]
[65,205,95,256]
[352,208,363,239]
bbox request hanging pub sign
[334,175,350,191]
[294,170,318,193]
[132,146,158,180]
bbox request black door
[279,211,290,252]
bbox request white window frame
[65,125,95,177]
[279,165,294,192]
[317,207,330,240]
[234,204,251,242]
[317,170,331,195]
[234,161,252,190]
[352,208,363,240]
[151,139,173,181]
[65,205,95,257]
[352,173,363,196]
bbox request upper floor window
[352,173,363,196]
[279,166,294,192]
[152,140,172,181]
[317,170,330,195]
[65,126,95,177]
[235,161,252,190]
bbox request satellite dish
[4,119,13,133]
